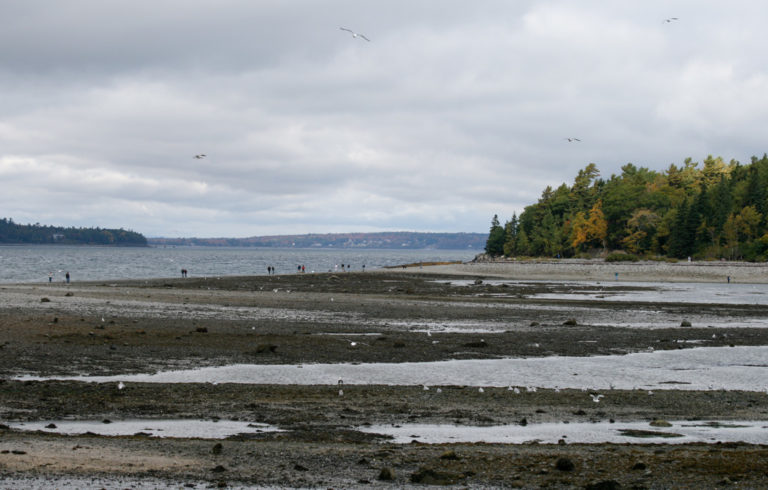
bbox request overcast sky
[2,1,767,237]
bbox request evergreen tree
[485,214,505,256]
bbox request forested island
[486,154,768,261]
[149,232,486,250]
[0,218,147,246]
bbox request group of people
[267,265,276,275]
[48,271,70,283]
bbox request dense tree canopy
[486,155,768,261]
[0,218,147,246]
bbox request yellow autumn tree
[570,200,607,251]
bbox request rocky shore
[2,263,768,488]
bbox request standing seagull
[340,27,370,41]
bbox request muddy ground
[2,269,768,488]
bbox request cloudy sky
[2,1,767,237]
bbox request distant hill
[0,218,147,246]
[148,232,487,250]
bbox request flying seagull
[340,27,370,41]
[664,17,679,23]
[565,137,581,142]
[194,154,206,159]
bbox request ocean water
[0,245,479,284]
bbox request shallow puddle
[6,419,280,439]
[18,346,768,392]
[445,279,768,305]
[359,420,768,444]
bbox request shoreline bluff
[403,259,768,284]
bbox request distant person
[301,265,305,273]
[362,264,365,272]
[65,272,70,283]
[727,276,731,284]
[48,272,53,283]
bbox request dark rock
[52,317,58,323]
[440,450,460,460]
[378,467,396,481]
[212,442,223,454]
[254,344,278,354]
[211,465,227,473]
[555,457,575,471]
[530,321,540,326]
[45,423,57,429]
[293,463,308,471]
[102,419,112,424]
[11,450,27,455]
[474,279,483,285]
[563,318,577,325]
[681,320,692,327]
[519,418,528,426]
[393,341,406,348]
[410,467,462,485]
[65,292,74,296]
[649,419,672,427]
[632,462,647,470]
[196,327,208,333]
[585,480,621,490]
[464,340,488,348]
[40,297,50,303]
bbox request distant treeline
[149,232,486,250]
[0,218,147,246]
[486,154,768,261]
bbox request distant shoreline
[403,259,768,284]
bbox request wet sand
[2,263,768,488]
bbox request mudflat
[2,262,768,488]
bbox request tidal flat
[2,262,768,488]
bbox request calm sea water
[0,245,480,284]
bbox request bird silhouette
[194,154,207,159]
[565,137,581,142]
[340,27,370,41]
[664,17,679,23]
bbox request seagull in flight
[194,154,207,159]
[565,138,581,142]
[340,27,370,41]
[664,17,679,23]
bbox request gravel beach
[2,261,768,488]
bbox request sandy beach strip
[406,259,768,283]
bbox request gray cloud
[2,1,767,237]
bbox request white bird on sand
[338,379,344,397]
[478,387,484,393]
[117,382,125,390]
[340,27,370,41]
